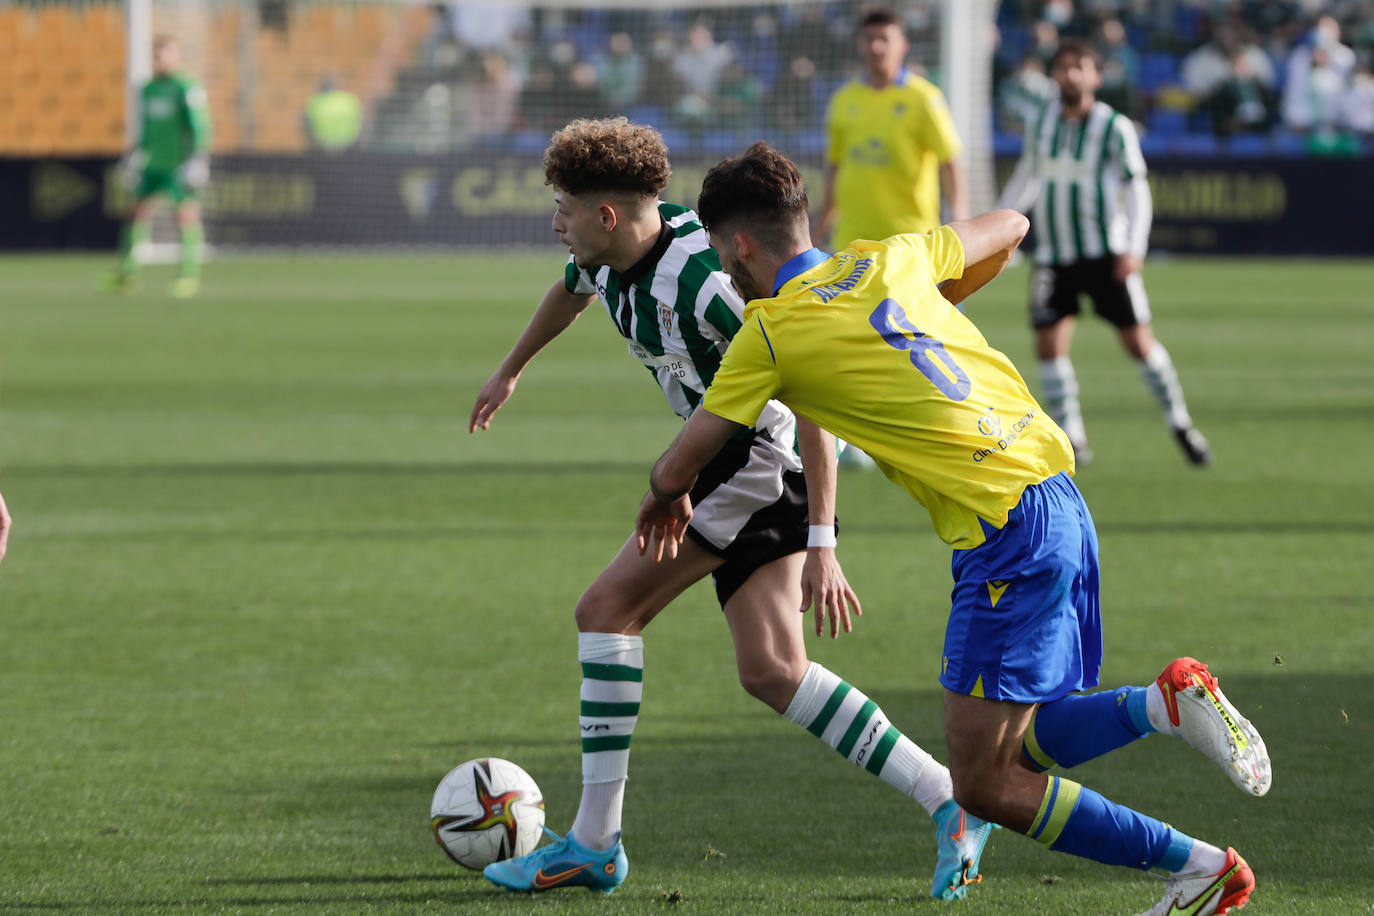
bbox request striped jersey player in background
[469,118,992,900]
[998,39,1212,468]
[109,35,212,299]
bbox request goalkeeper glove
[116,149,147,191]
[178,154,210,190]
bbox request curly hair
[543,118,672,198]
[697,142,809,247]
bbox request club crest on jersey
[660,304,675,334]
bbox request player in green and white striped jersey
[999,40,1212,468]
[470,118,991,899]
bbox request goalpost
[121,0,1000,250]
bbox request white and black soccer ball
[430,757,546,870]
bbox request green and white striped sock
[784,662,952,816]
[570,632,642,851]
[1140,341,1193,430]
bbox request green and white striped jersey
[999,99,1151,266]
[563,202,797,453]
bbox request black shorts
[1030,256,1152,330]
[683,433,811,607]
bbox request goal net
[2,0,999,249]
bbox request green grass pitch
[1,253,1372,914]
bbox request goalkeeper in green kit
[110,35,211,298]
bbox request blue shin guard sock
[1023,687,1153,771]
[1028,775,1191,871]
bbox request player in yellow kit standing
[636,143,1270,916]
[814,7,967,251]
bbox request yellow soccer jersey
[826,71,962,248]
[702,227,1074,549]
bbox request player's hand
[1113,253,1143,282]
[0,490,11,564]
[800,547,861,639]
[469,372,518,433]
[178,155,210,190]
[635,490,691,562]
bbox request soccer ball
[430,757,546,870]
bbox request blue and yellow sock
[1027,775,1192,871]
[1023,686,1153,771]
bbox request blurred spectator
[1343,65,1374,137]
[778,5,851,79]
[450,1,531,52]
[304,78,363,151]
[672,22,733,98]
[559,61,604,121]
[521,38,601,132]
[736,12,782,91]
[1283,42,1348,132]
[715,60,764,129]
[1030,18,1061,66]
[1203,45,1278,135]
[1282,15,1356,130]
[1181,23,1276,105]
[519,59,563,133]
[420,3,461,69]
[463,52,521,140]
[770,55,820,133]
[1040,0,1082,35]
[643,28,685,109]
[998,54,1055,133]
[595,32,645,112]
[1095,16,1141,118]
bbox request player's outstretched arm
[795,418,861,639]
[637,407,741,561]
[469,280,594,433]
[939,209,1030,307]
[0,489,11,564]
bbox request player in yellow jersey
[814,7,967,251]
[636,144,1270,916]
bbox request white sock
[1137,681,1181,736]
[1145,682,1178,735]
[1139,341,1194,430]
[1039,356,1087,444]
[1181,839,1229,876]
[783,662,952,816]
[570,632,642,851]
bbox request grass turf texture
[1,253,1372,914]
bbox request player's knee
[573,583,636,633]
[736,655,803,713]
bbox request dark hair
[860,7,901,30]
[543,117,672,199]
[1050,38,1101,70]
[697,142,809,248]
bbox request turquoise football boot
[483,827,628,894]
[931,799,997,900]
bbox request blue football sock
[1023,687,1153,770]
[1027,775,1191,871]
